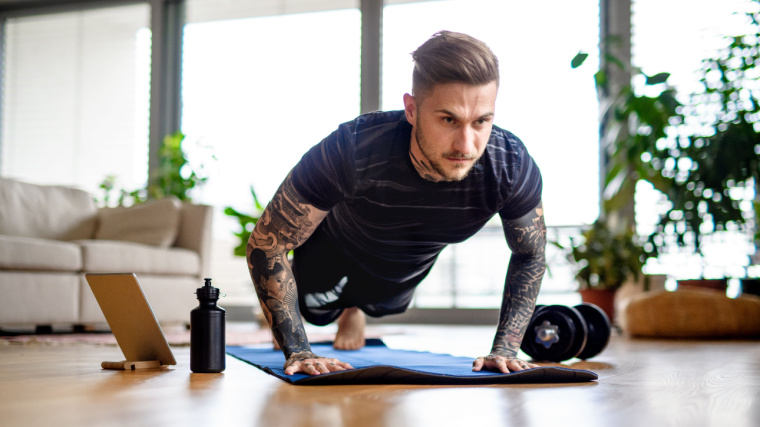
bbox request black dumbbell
[520,303,611,362]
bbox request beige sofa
[0,177,213,329]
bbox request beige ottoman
[619,289,760,338]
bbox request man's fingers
[485,355,510,374]
[335,361,354,370]
[283,364,300,375]
[472,357,485,372]
[324,358,354,371]
[472,356,508,373]
[503,358,538,372]
[506,359,524,372]
[474,355,538,373]
[283,360,318,376]
[495,358,510,374]
[284,357,354,376]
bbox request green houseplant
[572,4,760,285]
[569,220,648,291]
[647,3,760,257]
[144,131,209,202]
[653,6,759,289]
[558,219,651,320]
[571,45,680,233]
[565,45,674,317]
[97,131,210,206]
[224,186,264,257]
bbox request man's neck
[408,136,443,182]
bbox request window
[181,0,361,304]
[383,0,601,307]
[1,4,151,195]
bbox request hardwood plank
[0,325,758,427]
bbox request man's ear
[403,93,416,124]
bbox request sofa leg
[35,325,53,334]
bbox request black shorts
[292,225,428,326]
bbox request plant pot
[676,278,728,292]
[579,288,616,324]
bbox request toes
[333,339,364,351]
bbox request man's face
[404,82,498,182]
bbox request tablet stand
[102,360,162,370]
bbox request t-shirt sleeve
[498,134,543,220]
[289,121,356,211]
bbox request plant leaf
[645,72,670,85]
[571,52,588,69]
[594,70,607,88]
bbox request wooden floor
[1,324,758,427]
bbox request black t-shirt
[291,110,542,283]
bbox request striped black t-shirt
[291,110,542,284]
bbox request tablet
[85,273,176,368]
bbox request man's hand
[284,351,355,376]
[472,353,539,373]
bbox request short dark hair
[411,31,500,101]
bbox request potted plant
[558,219,651,322]
[572,3,760,287]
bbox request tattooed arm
[472,201,547,373]
[246,172,353,376]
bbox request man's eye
[443,117,454,124]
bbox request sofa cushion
[0,235,82,271]
[0,271,80,324]
[78,240,200,276]
[0,177,97,240]
[96,197,182,248]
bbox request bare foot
[333,307,365,350]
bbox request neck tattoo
[409,150,440,182]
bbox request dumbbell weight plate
[521,305,588,362]
[521,304,547,358]
[574,303,611,360]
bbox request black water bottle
[191,278,226,373]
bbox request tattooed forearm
[246,172,328,358]
[248,249,310,357]
[491,202,547,358]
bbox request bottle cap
[196,278,220,299]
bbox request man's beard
[415,116,478,182]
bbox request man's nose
[452,126,476,154]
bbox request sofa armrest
[174,203,213,278]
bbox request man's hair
[411,31,500,101]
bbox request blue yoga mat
[226,339,597,385]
